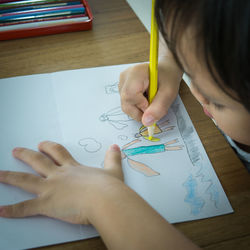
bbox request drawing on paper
[79,138,102,153]
[99,106,133,130]
[105,81,119,94]
[121,138,183,177]
[183,175,205,215]
[135,119,175,141]
[81,99,220,215]
[172,101,220,213]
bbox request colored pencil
[0,7,85,22]
[0,4,83,16]
[0,0,77,9]
[0,1,81,14]
[0,15,88,31]
[148,0,159,140]
[0,13,85,26]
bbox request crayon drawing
[77,98,218,214]
[135,120,175,141]
[121,138,183,176]
[183,175,205,215]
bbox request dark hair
[155,0,250,111]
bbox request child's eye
[213,102,225,110]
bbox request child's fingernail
[12,147,20,156]
[144,115,155,126]
[12,147,21,153]
[12,148,18,155]
[109,144,120,152]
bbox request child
[0,0,249,249]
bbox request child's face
[177,34,250,147]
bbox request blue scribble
[183,175,205,215]
[172,102,220,209]
[195,161,219,207]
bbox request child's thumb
[142,88,175,126]
[104,144,123,181]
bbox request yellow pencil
[148,0,159,140]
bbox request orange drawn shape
[127,158,159,176]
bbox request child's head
[155,0,250,146]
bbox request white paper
[0,74,98,250]
[0,63,233,250]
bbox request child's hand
[119,63,181,126]
[0,141,200,249]
[0,141,123,224]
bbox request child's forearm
[87,179,200,250]
[158,33,183,83]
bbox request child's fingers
[12,147,57,177]
[121,103,144,122]
[120,80,148,106]
[120,83,148,108]
[119,65,149,121]
[104,144,123,181]
[0,170,44,194]
[38,141,78,166]
[120,91,148,122]
[0,199,42,218]
[142,85,177,126]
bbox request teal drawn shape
[122,144,165,156]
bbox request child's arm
[0,141,199,250]
[119,33,183,126]
[89,169,199,250]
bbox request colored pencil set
[0,0,93,40]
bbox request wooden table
[0,0,249,249]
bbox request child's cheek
[212,109,247,145]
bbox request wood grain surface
[0,0,249,249]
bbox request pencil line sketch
[121,139,183,177]
[99,106,133,130]
[105,81,119,94]
[172,101,220,213]
[118,135,128,140]
[78,138,102,153]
